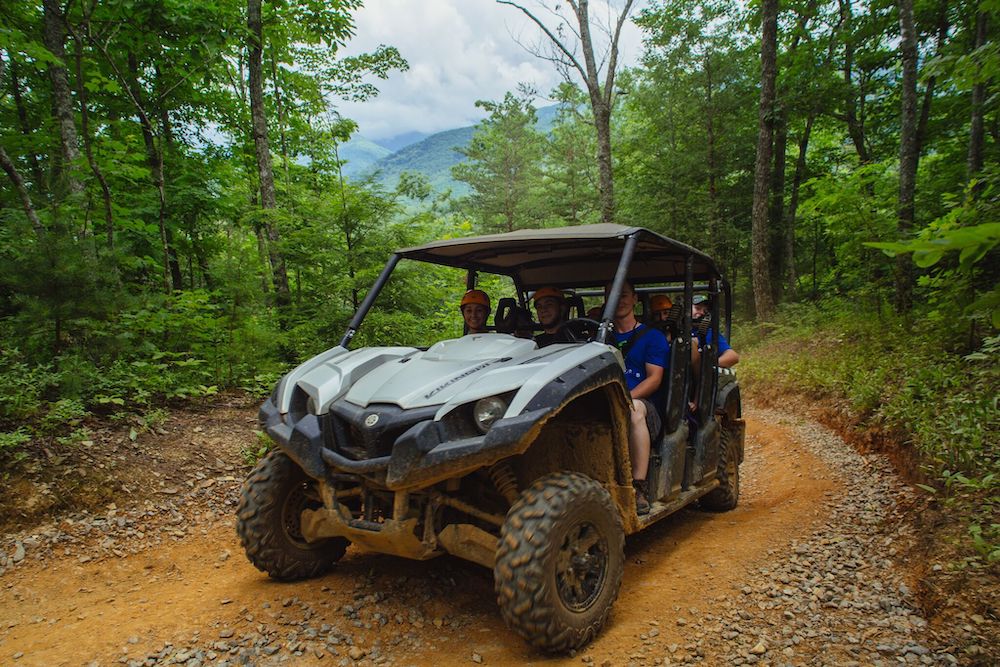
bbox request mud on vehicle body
[237,224,746,652]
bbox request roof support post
[597,233,640,345]
[682,256,694,337]
[339,253,401,348]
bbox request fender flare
[386,352,631,489]
[716,375,741,421]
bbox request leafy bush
[0,428,31,456]
[0,348,59,422]
[39,399,90,435]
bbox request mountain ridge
[341,104,563,194]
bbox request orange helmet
[650,294,673,312]
[532,287,565,303]
[460,289,490,310]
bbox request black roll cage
[339,227,732,350]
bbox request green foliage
[243,430,271,467]
[867,171,1000,328]
[139,407,170,432]
[0,428,31,455]
[0,348,59,422]
[39,399,89,435]
[452,89,547,233]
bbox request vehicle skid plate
[300,505,437,560]
[300,505,498,568]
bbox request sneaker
[632,479,650,515]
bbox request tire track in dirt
[0,414,836,666]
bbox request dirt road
[0,403,970,666]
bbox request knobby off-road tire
[700,419,740,511]
[236,450,348,581]
[494,472,625,653]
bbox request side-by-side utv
[237,224,745,652]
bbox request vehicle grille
[326,401,439,460]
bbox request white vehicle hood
[286,334,619,418]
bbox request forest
[0,0,997,563]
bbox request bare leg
[629,400,651,480]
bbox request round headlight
[473,396,507,433]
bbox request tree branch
[602,0,635,105]
[496,0,587,81]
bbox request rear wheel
[236,450,348,580]
[494,472,624,652]
[701,419,740,511]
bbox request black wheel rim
[282,482,320,548]
[555,520,608,612]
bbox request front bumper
[258,394,549,490]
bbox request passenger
[691,295,739,368]
[532,287,568,347]
[649,294,673,337]
[586,305,604,320]
[606,280,669,516]
[460,289,491,335]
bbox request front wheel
[236,450,348,580]
[494,472,624,652]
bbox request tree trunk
[705,54,719,258]
[8,56,46,190]
[770,108,788,301]
[248,0,291,306]
[496,0,635,225]
[894,0,918,314]
[573,0,618,224]
[127,52,172,294]
[785,114,815,298]
[591,98,615,224]
[155,65,184,291]
[0,146,45,238]
[968,12,988,184]
[916,1,949,156]
[71,29,114,249]
[42,0,83,200]
[751,0,779,320]
[839,0,871,163]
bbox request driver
[531,286,568,347]
[460,289,491,334]
[606,280,669,516]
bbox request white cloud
[335,0,645,141]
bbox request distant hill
[339,136,392,178]
[365,126,476,196]
[374,131,429,152]
[352,103,565,196]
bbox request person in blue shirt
[606,280,669,515]
[691,295,740,368]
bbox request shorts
[638,398,662,440]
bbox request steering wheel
[555,317,601,343]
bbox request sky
[336,0,648,142]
